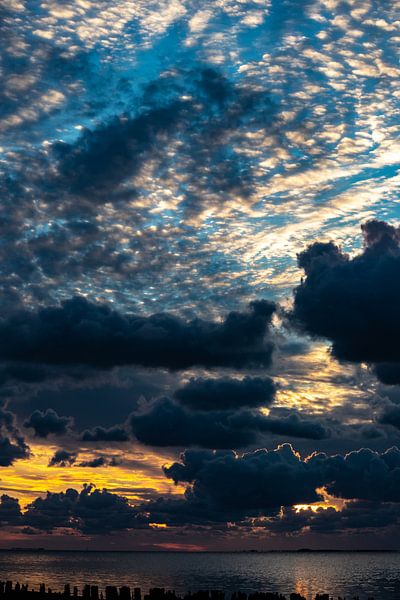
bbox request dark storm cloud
[0,296,275,372]
[130,398,257,449]
[78,456,120,467]
[0,405,30,467]
[22,485,147,533]
[164,444,325,510]
[292,220,400,383]
[329,500,400,531]
[79,457,107,468]
[0,360,105,391]
[24,408,74,438]
[81,425,129,442]
[14,370,170,432]
[173,376,276,410]
[373,363,400,385]
[233,410,329,440]
[0,406,16,430]
[322,446,400,503]
[0,494,22,526]
[165,445,400,513]
[358,424,386,440]
[3,445,400,534]
[378,402,400,429]
[54,103,183,203]
[1,488,399,537]
[0,364,49,386]
[0,435,29,467]
[129,399,329,448]
[140,494,243,528]
[53,67,274,206]
[266,501,400,535]
[48,449,77,467]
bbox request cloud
[52,67,275,208]
[130,398,257,449]
[378,403,400,430]
[130,398,328,448]
[321,446,400,503]
[359,424,386,440]
[22,485,147,533]
[140,494,242,527]
[54,102,184,203]
[79,457,107,468]
[173,376,276,410]
[0,296,276,374]
[0,435,29,467]
[81,425,129,442]
[165,445,400,517]
[1,0,400,547]
[164,444,325,511]
[266,501,400,535]
[3,444,400,534]
[234,410,329,440]
[0,406,30,466]
[292,220,400,383]
[24,408,74,438]
[48,449,77,467]
[78,456,120,467]
[1,0,399,326]
[373,363,400,386]
[0,494,22,526]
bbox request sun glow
[294,487,346,513]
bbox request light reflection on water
[0,552,399,600]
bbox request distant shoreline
[0,549,398,554]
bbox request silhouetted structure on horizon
[0,582,376,600]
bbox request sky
[0,0,400,551]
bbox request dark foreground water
[0,552,399,600]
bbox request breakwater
[0,582,375,600]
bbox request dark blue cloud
[173,376,276,410]
[0,435,29,467]
[24,408,74,438]
[130,398,329,448]
[165,445,400,513]
[232,410,329,440]
[130,398,255,449]
[45,67,275,211]
[79,456,107,468]
[0,296,276,372]
[0,405,30,466]
[321,446,400,503]
[292,220,400,383]
[378,403,400,430]
[22,485,147,533]
[0,494,22,526]
[48,449,77,467]
[2,444,400,534]
[266,501,400,535]
[164,444,325,510]
[81,425,129,443]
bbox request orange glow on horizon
[153,543,208,552]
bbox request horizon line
[0,548,398,553]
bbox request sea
[0,551,399,600]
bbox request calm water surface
[0,552,399,600]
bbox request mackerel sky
[1,0,400,550]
